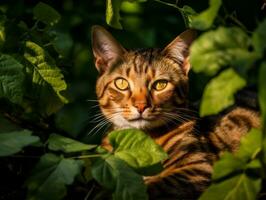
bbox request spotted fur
[91,25,260,199]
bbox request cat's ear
[162,29,196,76]
[91,25,127,73]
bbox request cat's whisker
[92,120,112,136]
[88,119,110,136]
[164,112,188,124]
[86,99,99,102]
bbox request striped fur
[91,26,260,199]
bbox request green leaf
[190,27,259,76]
[24,41,68,115]
[179,5,197,28]
[252,19,266,55]
[33,2,61,26]
[49,30,73,57]
[259,62,266,130]
[0,14,6,48]
[0,130,39,156]
[108,129,168,173]
[237,128,262,161]
[48,133,96,153]
[26,153,83,200]
[200,68,246,116]
[91,154,148,200]
[258,62,266,163]
[0,113,21,133]
[190,0,221,30]
[200,173,261,200]
[212,152,245,181]
[0,54,25,104]
[106,0,123,29]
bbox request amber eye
[153,80,168,91]
[114,78,129,90]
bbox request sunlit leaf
[200,68,246,116]
[108,129,168,174]
[201,128,263,200]
[190,0,221,30]
[190,27,259,76]
[33,2,61,26]
[0,130,39,156]
[24,41,68,115]
[211,152,244,181]
[200,173,261,200]
[26,153,83,200]
[237,128,262,161]
[48,133,96,153]
[0,54,25,104]
[106,0,123,29]
[91,154,148,200]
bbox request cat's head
[91,25,196,130]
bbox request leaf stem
[152,0,188,27]
[153,0,181,11]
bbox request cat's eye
[114,78,129,91]
[153,80,168,91]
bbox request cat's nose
[134,103,148,114]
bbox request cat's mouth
[127,116,154,122]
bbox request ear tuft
[91,25,126,73]
[162,29,197,76]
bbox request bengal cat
[91,25,260,200]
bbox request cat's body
[91,25,260,199]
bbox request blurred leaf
[201,128,263,200]
[180,5,197,28]
[33,2,61,26]
[48,133,96,153]
[190,0,221,30]
[83,159,93,182]
[258,62,266,163]
[212,152,244,181]
[49,30,73,57]
[0,130,39,156]
[0,14,6,48]
[121,1,143,14]
[55,103,89,138]
[0,113,21,133]
[108,129,168,174]
[91,154,148,200]
[0,54,25,104]
[259,62,266,130]
[252,19,266,55]
[237,128,262,161]
[200,173,261,200]
[26,153,83,200]
[106,0,123,29]
[200,68,246,116]
[191,27,259,76]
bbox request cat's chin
[111,115,164,130]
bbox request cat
[91,25,260,200]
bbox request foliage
[0,0,265,200]
[0,130,39,156]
